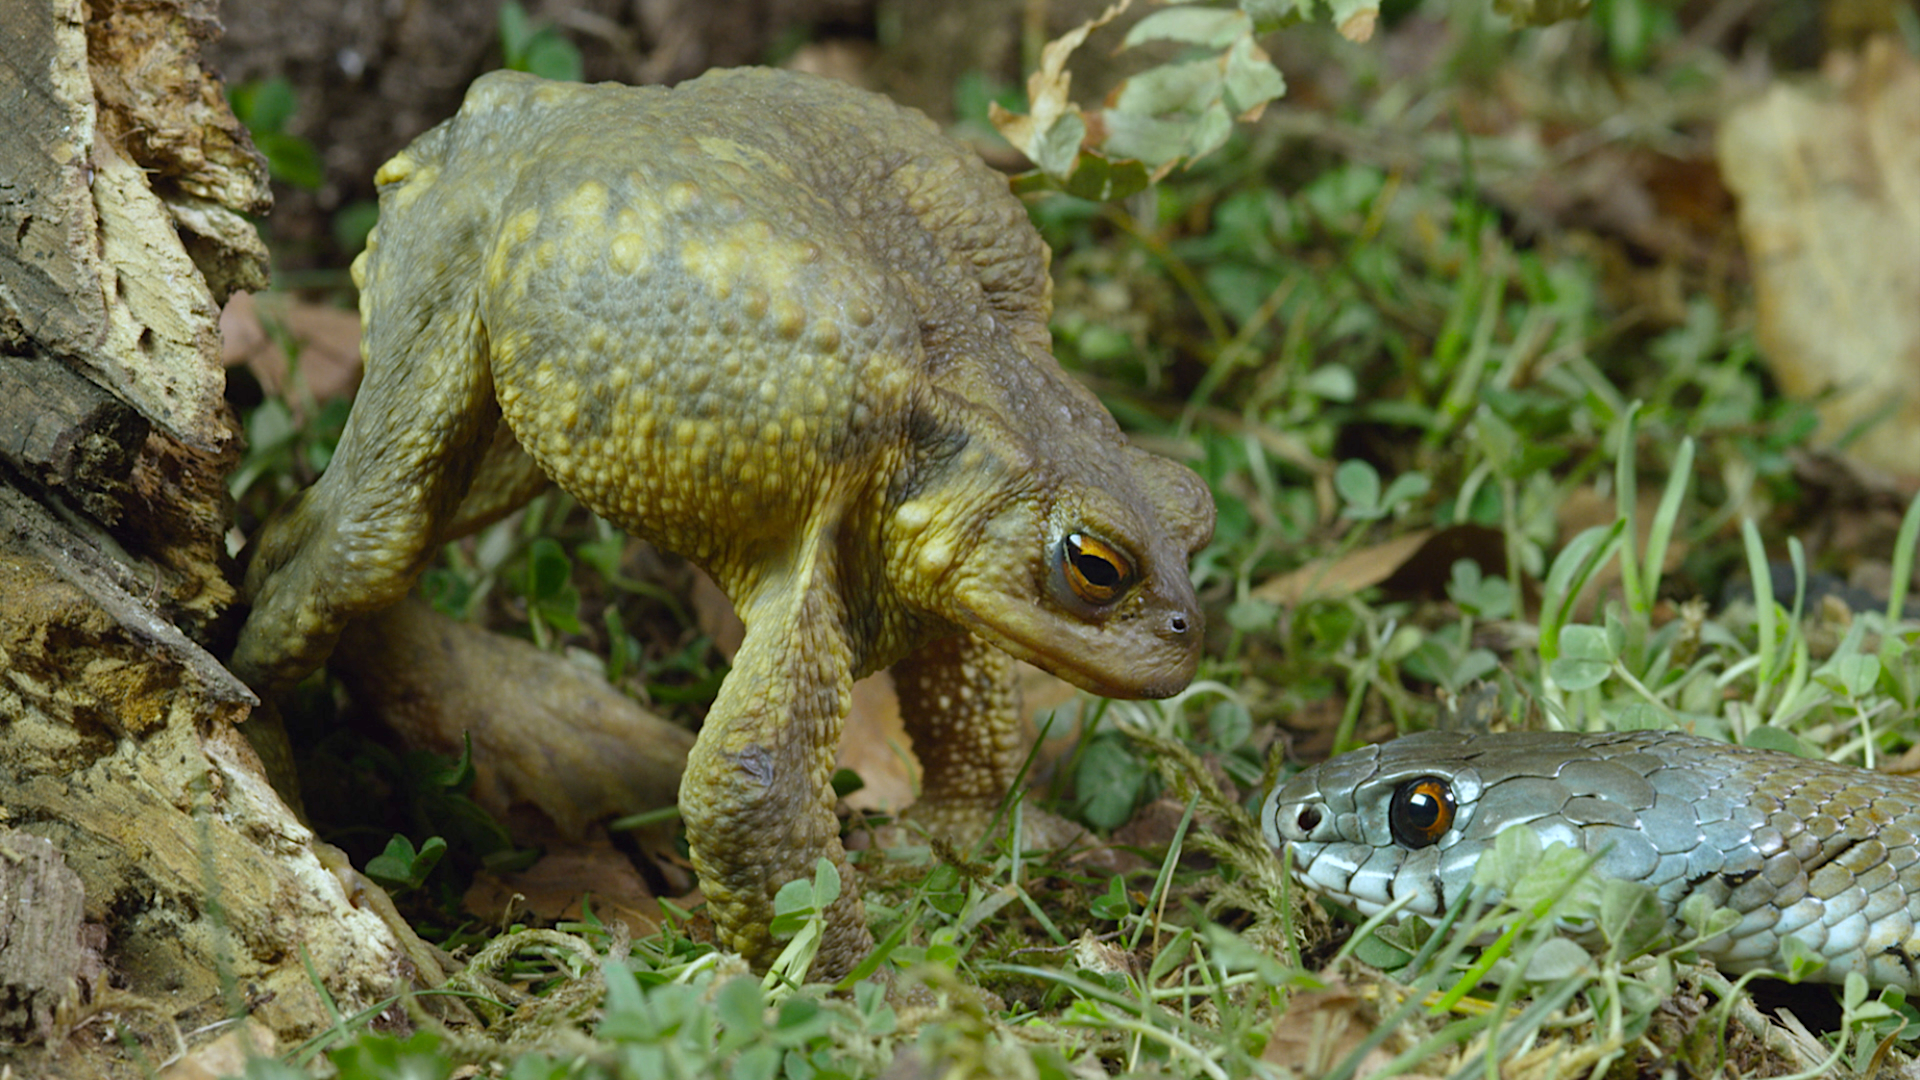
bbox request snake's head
[1270,727,1920,993]
[1264,740,1478,849]
[1266,728,1739,921]
[1263,731,1500,918]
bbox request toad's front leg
[679,541,873,979]
[894,632,1085,852]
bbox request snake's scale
[1263,729,1920,989]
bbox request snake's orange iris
[1389,776,1456,849]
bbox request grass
[210,5,1920,1079]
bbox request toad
[230,68,1215,978]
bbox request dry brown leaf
[1337,9,1378,43]
[690,569,745,657]
[1262,978,1422,1077]
[462,837,665,930]
[781,40,878,87]
[988,0,1132,173]
[1254,530,1436,607]
[220,291,363,409]
[1254,526,1507,608]
[1718,37,1920,478]
[1110,796,1200,852]
[844,659,1088,815]
[839,674,917,814]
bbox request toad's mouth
[955,606,1201,701]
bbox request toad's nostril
[1169,613,1189,634]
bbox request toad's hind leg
[894,634,1084,851]
[231,200,502,694]
[443,423,551,540]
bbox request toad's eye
[1060,532,1134,606]
[1388,777,1456,849]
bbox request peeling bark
[0,1,418,1075]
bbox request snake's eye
[1059,532,1134,606]
[1389,777,1456,849]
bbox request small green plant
[228,78,324,189]
[1334,459,1432,522]
[1073,728,1157,830]
[520,536,585,647]
[992,0,1594,199]
[497,1,584,82]
[230,397,351,509]
[362,834,447,895]
[331,200,382,257]
[300,733,526,921]
[763,858,842,989]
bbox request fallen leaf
[1109,795,1204,853]
[1254,530,1435,607]
[463,836,664,930]
[1263,977,1413,1076]
[839,674,916,814]
[689,569,745,657]
[1253,525,1505,607]
[781,40,878,87]
[989,0,1133,176]
[1337,8,1377,43]
[1718,37,1920,478]
[220,291,362,411]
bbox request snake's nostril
[1296,806,1322,833]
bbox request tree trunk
[0,0,415,1074]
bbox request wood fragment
[0,354,149,525]
[0,830,85,1043]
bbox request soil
[206,0,881,266]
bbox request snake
[1262,729,1920,990]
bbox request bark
[0,1,415,1075]
[0,830,86,1042]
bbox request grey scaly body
[1264,729,1920,990]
